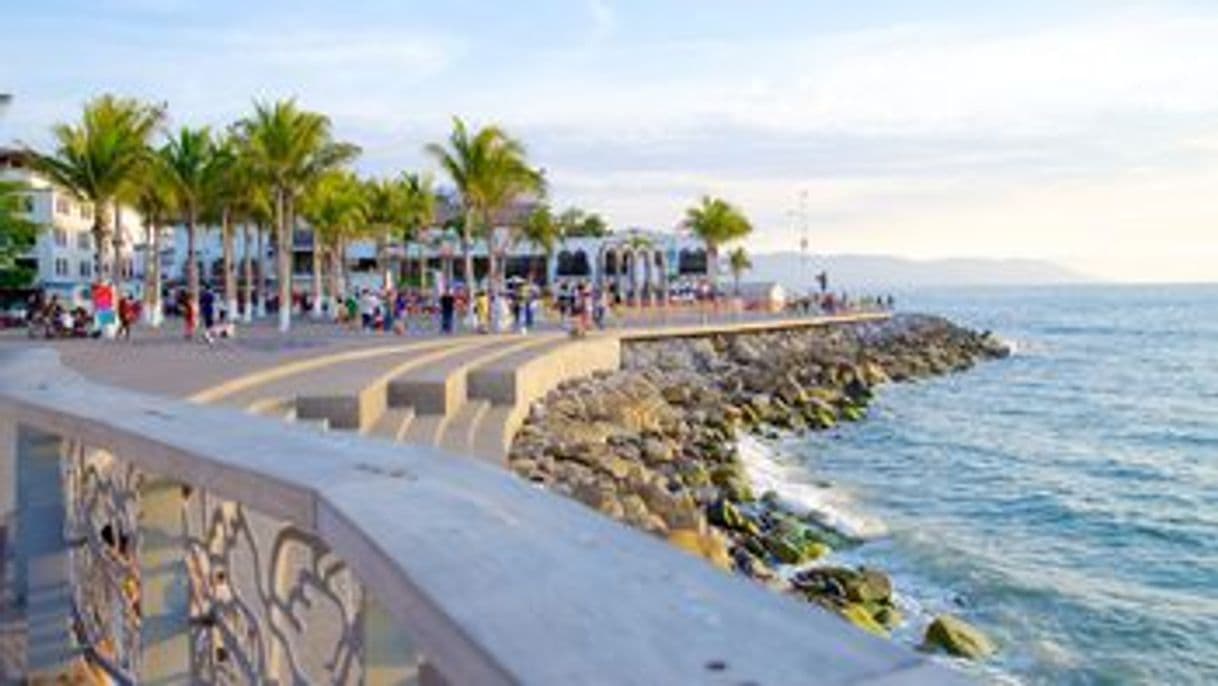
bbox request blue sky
[4,0,1218,281]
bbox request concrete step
[387,334,561,415]
[367,406,416,442]
[246,395,296,420]
[291,417,330,434]
[469,404,519,463]
[437,399,493,454]
[467,336,620,406]
[294,340,492,432]
[400,411,448,447]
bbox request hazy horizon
[3,1,1217,283]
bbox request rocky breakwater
[507,314,1009,658]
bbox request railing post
[362,592,422,685]
[14,425,77,679]
[137,478,192,683]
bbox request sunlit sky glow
[3,0,1217,282]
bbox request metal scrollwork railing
[184,490,366,684]
[62,442,143,682]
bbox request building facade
[0,149,147,304]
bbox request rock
[667,529,733,571]
[849,568,893,604]
[713,470,754,503]
[706,499,760,536]
[922,614,996,659]
[840,603,889,637]
[661,385,692,405]
[839,403,866,422]
[874,604,904,629]
[642,437,674,463]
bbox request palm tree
[128,161,175,326]
[301,170,368,315]
[363,177,402,282]
[237,99,359,332]
[201,134,243,321]
[684,196,753,300]
[520,204,561,285]
[425,117,544,297]
[159,126,217,321]
[32,95,163,283]
[398,173,437,287]
[241,183,274,322]
[728,246,752,296]
[558,207,610,238]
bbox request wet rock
[922,614,996,659]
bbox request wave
[736,433,888,540]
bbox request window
[79,261,92,278]
[54,228,68,247]
[54,258,69,276]
[77,232,91,250]
[55,196,71,216]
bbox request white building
[156,197,716,302]
[1,148,147,304]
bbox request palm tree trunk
[276,189,292,333]
[376,231,388,286]
[186,209,200,320]
[340,238,350,294]
[112,203,124,288]
[462,209,476,294]
[92,206,111,284]
[222,208,238,322]
[310,227,323,318]
[328,244,343,319]
[256,223,267,318]
[241,223,254,323]
[143,219,163,327]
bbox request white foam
[736,433,889,540]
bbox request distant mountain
[747,252,1090,292]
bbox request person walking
[474,290,490,334]
[359,289,376,330]
[201,287,216,333]
[116,293,139,341]
[524,285,537,333]
[439,289,455,334]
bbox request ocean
[740,284,1218,684]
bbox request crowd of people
[16,271,895,343]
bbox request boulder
[922,614,996,660]
[667,529,733,571]
[642,437,675,464]
[706,499,760,536]
[840,603,889,637]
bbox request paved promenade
[1,309,891,462]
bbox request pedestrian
[182,296,196,340]
[474,290,490,334]
[201,287,216,332]
[360,290,376,330]
[439,289,455,334]
[117,293,138,340]
[524,286,536,333]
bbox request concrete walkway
[2,311,891,463]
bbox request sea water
[742,284,1218,684]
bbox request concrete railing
[0,348,965,684]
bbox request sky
[2,0,1217,282]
